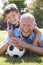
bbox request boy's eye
[22,24,25,26]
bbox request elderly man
[11,13,43,55]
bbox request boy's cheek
[16,16,20,22]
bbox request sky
[25,0,33,4]
[0,0,8,13]
[0,0,33,13]
[0,0,3,13]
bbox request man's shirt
[13,28,43,44]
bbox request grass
[0,30,43,65]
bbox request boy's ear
[18,12,20,15]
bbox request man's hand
[11,37,29,49]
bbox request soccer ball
[7,45,25,57]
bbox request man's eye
[22,24,25,26]
[23,24,25,26]
[13,15,15,17]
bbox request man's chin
[22,33,30,38]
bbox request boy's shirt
[7,22,19,31]
[13,28,43,44]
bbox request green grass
[0,31,8,43]
[0,30,43,65]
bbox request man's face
[6,11,19,24]
[20,17,35,37]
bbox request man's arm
[12,38,43,55]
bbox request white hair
[20,13,36,25]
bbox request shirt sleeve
[38,33,43,43]
[7,22,13,31]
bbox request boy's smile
[6,11,19,25]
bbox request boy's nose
[11,18,16,22]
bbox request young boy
[12,13,43,55]
[0,3,41,55]
[4,3,20,39]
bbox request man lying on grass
[10,13,43,55]
[0,13,43,55]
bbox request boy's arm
[8,30,15,39]
[7,22,15,39]
[0,41,11,55]
[32,26,41,46]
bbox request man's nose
[25,25,28,28]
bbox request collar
[19,29,34,40]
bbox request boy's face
[5,11,20,24]
[20,17,35,37]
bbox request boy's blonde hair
[4,3,18,15]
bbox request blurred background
[0,0,43,30]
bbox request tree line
[0,0,43,30]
